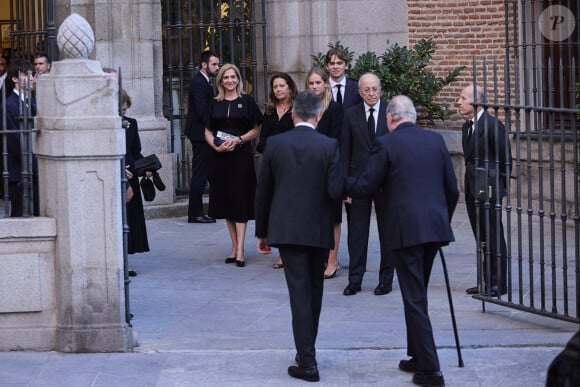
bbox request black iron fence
[471,1,579,323]
[5,0,57,63]
[0,72,37,218]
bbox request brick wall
[408,0,514,129]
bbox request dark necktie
[336,84,343,104]
[368,107,375,140]
[467,119,474,141]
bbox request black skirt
[127,176,150,254]
[208,143,256,222]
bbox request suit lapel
[376,101,388,136]
[464,113,488,161]
[355,104,373,147]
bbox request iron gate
[5,0,57,62]
[161,0,269,193]
[472,1,580,324]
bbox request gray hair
[293,90,323,121]
[358,72,380,87]
[472,84,487,104]
[386,95,417,123]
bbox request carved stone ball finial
[57,13,95,59]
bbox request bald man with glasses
[340,72,395,297]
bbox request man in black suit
[345,95,458,387]
[341,72,394,296]
[458,84,510,297]
[255,90,343,382]
[325,47,362,108]
[185,50,219,223]
[3,59,37,217]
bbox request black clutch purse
[140,177,156,202]
[133,154,162,177]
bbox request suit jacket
[316,100,343,141]
[185,71,213,142]
[462,112,511,199]
[255,125,344,249]
[342,78,363,109]
[341,100,388,177]
[4,91,36,182]
[345,122,459,250]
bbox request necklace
[277,104,289,118]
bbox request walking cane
[438,247,464,367]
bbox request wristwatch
[238,136,244,145]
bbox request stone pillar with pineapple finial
[34,13,135,352]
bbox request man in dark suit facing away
[255,90,343,382]
[185,50,219,223]
[341,72,394,296]
[345,95,459,387]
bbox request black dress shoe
[128,269,137,277]
[398,358,417,373]
[465,286,479,295]
[412,370,444,386]
[486,285,507,297]
[288,365,320,382]
[189,215,215,224]
[203,214,216,222]
[343,283,361,296]
[295,354,317,366]
[374,283,392,295]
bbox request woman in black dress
[204,64,263,267]
[305,67,344,279]
[123,91,150,262]
[256,72,298,269]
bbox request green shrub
[312,40,465,125]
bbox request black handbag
[133,154,162,177]
[473,167,507,202]
[140,177,156,202]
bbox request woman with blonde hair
[305,67,344,279]
[204,63,263,267]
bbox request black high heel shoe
[236,260,246,267]
[324,264,339,279]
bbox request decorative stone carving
[57,13,95,59]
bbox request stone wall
[264,0,408,86]
[0,218,57,351]
[407,0,511,129]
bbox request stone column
[35,14,134,352]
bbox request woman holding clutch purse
[204,64,263,267]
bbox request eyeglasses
[360,87,380,95]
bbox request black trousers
[188,141,212,219]
[346,194,394,286]
[465,190,507,289]
[392,242,440,372]
[278,244,327,368]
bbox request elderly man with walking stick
[344,95,459,386]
